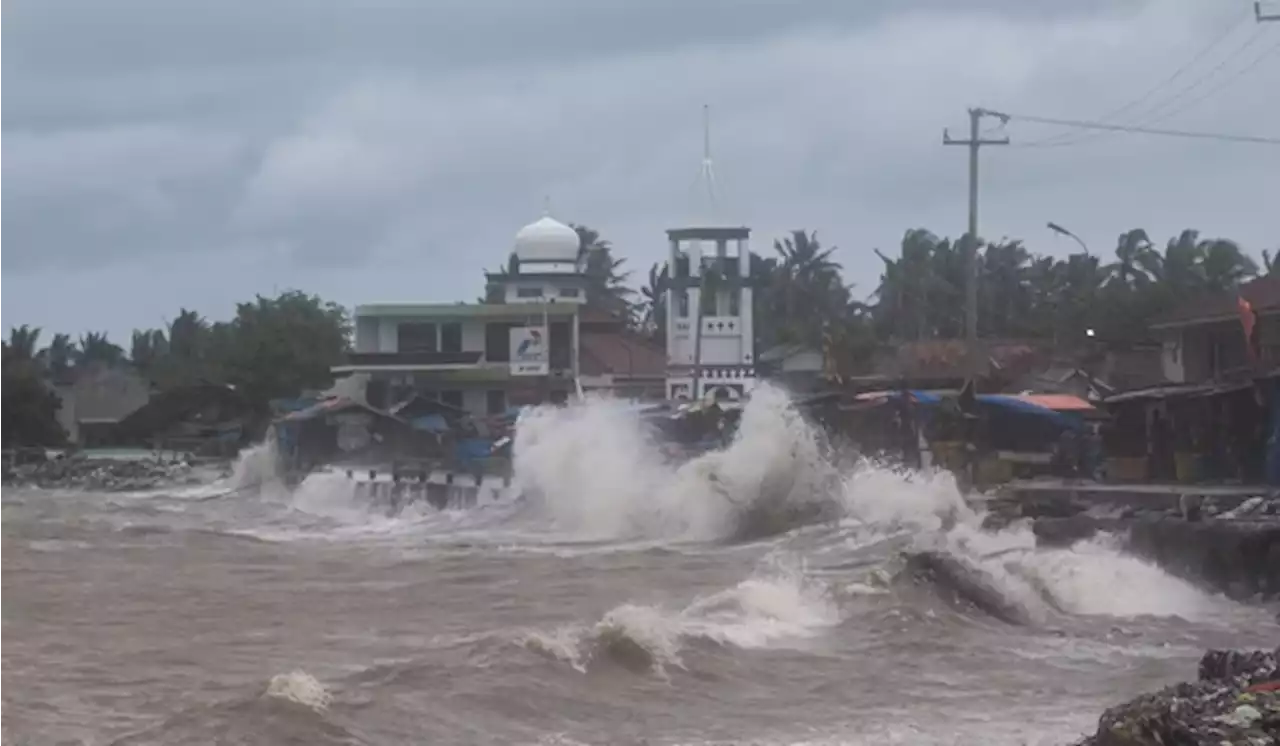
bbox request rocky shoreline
[3,455,211,492]
[1073,647,1279,746]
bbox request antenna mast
[695,104,719,219]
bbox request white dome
[513,216,580,262]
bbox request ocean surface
[4,388,1277,746]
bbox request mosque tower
[663,106,756,402]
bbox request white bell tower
[663,106,756,401]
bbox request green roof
[354,303,579,319]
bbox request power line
[1025,35,1280,149]
[1024,8,1252,147]
[994,111,1280,144]
[1127,38,1280,129]
[1119,27,1273,131]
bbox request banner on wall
[510,326,549,376]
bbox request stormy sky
[3,0,1278,340]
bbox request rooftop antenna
[691,103,720,222]
[542,194,553,216]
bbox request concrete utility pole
[943,107,1008,386]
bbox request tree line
[3,291,350,447]
[578,225,1266,362]
[4,225,1266,448]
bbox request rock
[1074,647,1279,746]
[10,456,195,492]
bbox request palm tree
[573,224,635,320]
[75,332,125,368]
[130,329,169,373]
[40,333,77,377]
[1103,229,1156,290]
[167,309,208,360]
[1199,238,1257,291]
[6,325,42,362]
[772,230,846,344]
[638,262,669,341]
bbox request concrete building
[331,213,666,415]
[663,226,758,401]
[54,365,152,446]
[1149,274,1279,383]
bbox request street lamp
[1047,222,1090,255]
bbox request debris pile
[6,456,199,492]
[1074,647,1279,746]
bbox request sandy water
[3,388,1277,745]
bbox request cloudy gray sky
[4,0,1278,341]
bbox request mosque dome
[513,216,581,262]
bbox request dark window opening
[486,389,507,415]
[549,322,571,370]
[485,323,513,362]
[559,287,581,298]
[674,252,690,279]
[729,288,740,316]
[516,286,543,299]
[440,322,462,353]
[440,390,463,410]
[677,290,689,318]
[398,322,437,353]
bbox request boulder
[1075,647,1279,746]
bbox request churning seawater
[3,387,1277,746]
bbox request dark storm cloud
[2,0,1276,338]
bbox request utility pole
[943,107,1008,387]
[1257,2,1280,22]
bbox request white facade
[663,228,757,400]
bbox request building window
[485,323,511,362]
[558,287,581,298]
[440,322,462,353]
[674,252,690,279]
[729,288,740,316]
[677,290,689,318]
[398,322,437,353]
[486,389,506,415]
[516,286,543,299]
[440,390,463,410]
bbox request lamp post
[1047,222,1090,255]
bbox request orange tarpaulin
[1238,296,1258,363]
[1005,394,1094,411]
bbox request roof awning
[999,393,1094,411]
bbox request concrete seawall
[989,482,1280,601]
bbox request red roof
[579,332,666,378]
[1151,274,1280,328]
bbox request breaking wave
[110,670,350,745]
[213,386,1229,627]
[512,386,848,542]
[521,563,840,675]
[509,385,1229,627]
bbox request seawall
[987,482,1280,600]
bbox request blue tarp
[878,390,944,405]
[880,390,1081,429]
[456,439,493,463]
[410,414,449,433]
[976,394,1083,430]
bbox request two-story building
[331,214,667,416]
[1149,274,1279,383]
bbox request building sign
[510,326,549,376]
